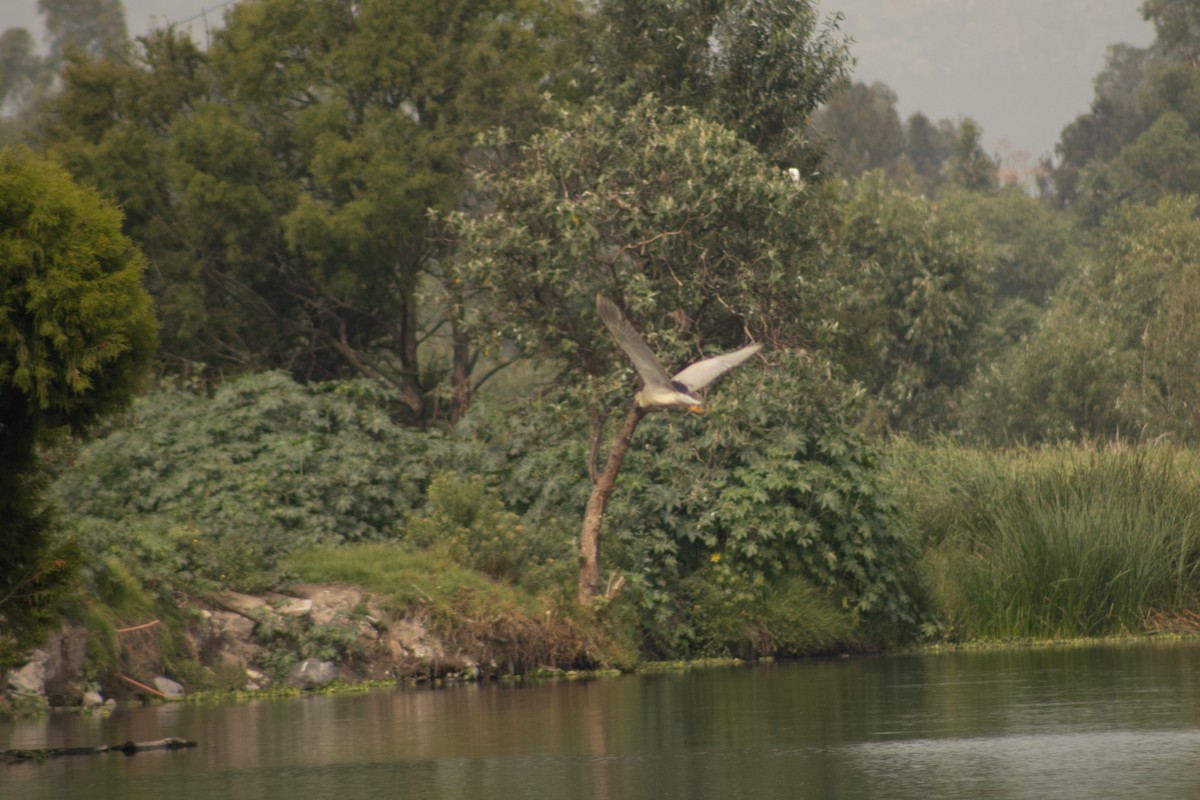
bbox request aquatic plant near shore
[890,441,1200,640]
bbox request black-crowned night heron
[597,294,762,412]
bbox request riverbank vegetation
[7,0,1200,694]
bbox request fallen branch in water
[2,737,198,762]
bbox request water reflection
[4,641,1200,799]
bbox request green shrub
[52,372,435,593]
[682,567,855,657]
[249,606,367,681]
[404,472,572,589]
[601,352,930,653]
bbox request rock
[153,676,186,698]
[7,656,46,695]
[43,624,90,706]
[277,598,313,617]
[285,658,339,689]
[213,590,274,618]
[82,690,105,707]
[243,668,268,691]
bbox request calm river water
[5,642,1200,799]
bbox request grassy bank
[887,441,1200,641]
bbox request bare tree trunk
[396,285,425,423]
[578,403,646,606]
[449,286,472,425]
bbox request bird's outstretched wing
[597,295,672,388]
[672,342,762,391]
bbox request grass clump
[890,440,1200,640]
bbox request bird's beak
[687,404,707,415]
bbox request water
[5,641,1200,799]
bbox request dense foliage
[0,146,155,668]
[890,441,1200,639]
[53,372,433,591]
[11,0,1200,677]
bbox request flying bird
[597,294,761,412]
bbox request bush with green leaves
[404,471,573,591]
[0,146,156,669]
[53,371,436,592]
[598,352,928,653]
[680,568,855,658]
[447,354,930,656]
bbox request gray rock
[153,676,186,698]
[243,668,268,691]
[285,658,339,689]
[43,624,89,705]
[7,657,45,695]
[277,598,314,617]
[82,690,105,707]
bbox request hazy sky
[819,0,1155,165]
[11,0,1157,166]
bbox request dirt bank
[2,583,503,710]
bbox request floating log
[1,737,197,762]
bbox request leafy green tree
[0,28,41,111]
[1093,195,1200,438]
[449,96,833,603]
[832,172,990,434]
[947,187,1076,308]
[943,118,997,193]
[959,297,1135,445]
[601,351,927,651]
[1143,0,1200,63]
[585,0,851,168]
[903,112,958,193]
[0,146,155,667]
[45,31,220,375]
[811,84,979,196]
[962,195,1200,444]
[39,0,128,69]
[44,0,578,422]
[1051,42,1155,206]
[1073,112,1200,226]
[812,80,905,179]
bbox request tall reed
[888,441,1200,640]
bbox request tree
[832,172,990,434]
[903,112,958,193]
[1143,0,1200,64]
[961,195,1200,445]
[449,97,833,604]
[943,118,997,193]
[0,146,156,667]
[584,0,851,168]
[1073,112,1200,226]
[1051,43,1155,206]
[38,0,128,69]
[43,0,579,422]
[0,28,41,111]
[947,186,1076,308]
[811,81,905,179]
